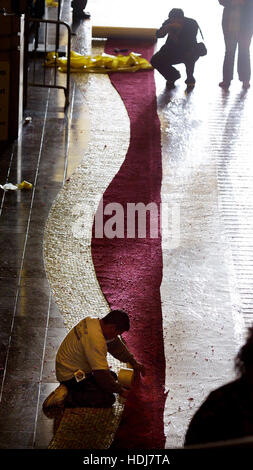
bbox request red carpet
[91,39,166,448]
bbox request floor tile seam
[0,146,15,216]
[62,81,76,185]
[32,292,52,448]
[0,89,51,404]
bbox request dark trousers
[222,31,252,83]
[62,373,116,408]
[151,48,197,83]
[28,0,45,18]
[71,0,88,14]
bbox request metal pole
[55,0,61,51]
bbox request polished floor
[1,0,253,449]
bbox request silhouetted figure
[151,8,204,90]
[28,0,45,18]
[71,0,90,19]
[184,326,253,446]
[219,0,253,90]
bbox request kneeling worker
[43,310,146,409]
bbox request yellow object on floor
[46,0,58,6]
[0,180,33,191]
[17,180,33,190]
[44,50,153,73]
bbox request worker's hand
[133,362,146,377]
[119,387,130,399]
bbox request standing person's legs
[220,32,238,87]
[237,32,253,88]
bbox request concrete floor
[0,0,253,450]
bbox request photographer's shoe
[186,82,195,89]
[185,77,195,87]
[166,80,176,89]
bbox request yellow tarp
[46,0,58,6]
[44,50,153,73]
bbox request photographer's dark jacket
[156,17,199,58]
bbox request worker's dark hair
[168,8,184,19]
[103,310,130,332]
[235,326,253,376]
